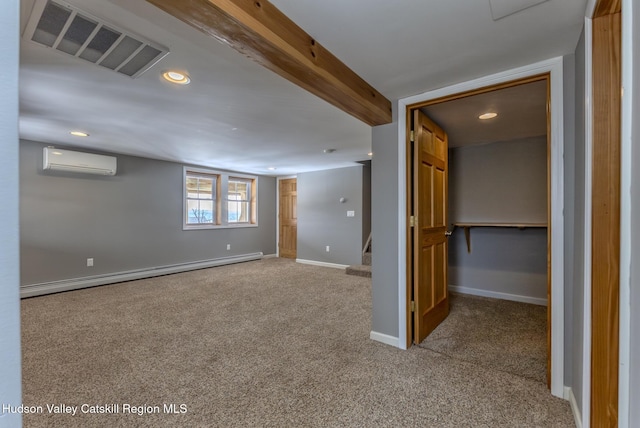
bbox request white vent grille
[24,0,169,78]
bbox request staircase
[346,234,372,278]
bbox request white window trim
[183,166,259,230]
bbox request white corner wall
[0,1,23,427]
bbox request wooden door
[412,110,449,344]
[278,178,297,259]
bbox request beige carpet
[419,293,548,384]
[21,258,574,427]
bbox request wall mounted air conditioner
[43,147,117,176]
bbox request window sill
[183,223,259,231]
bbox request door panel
[413,110,449,344]
[279,178,297,259]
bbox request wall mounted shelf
[452,222,548,253]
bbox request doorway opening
[404,71,558,392]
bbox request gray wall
[20,140,276,286]
[449,137,547,224]
[570,29,586,414]
[448,228,547,300]
[296,165,364,266]
[629,2,640,425]
[371,122,399,338]
[563,52,577,389]
[448,138,548,301]
[0,1,22,426]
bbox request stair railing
[363,232,372,256]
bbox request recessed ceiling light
[69,131,89,137]
[478,112,498,120]
[368,152,373,156]
[323,148,336,154]
[162,70,191,85]
[267,167,277,171]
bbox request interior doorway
[406,74,553,388]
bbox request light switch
[347,210,355,217]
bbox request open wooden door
[412,110,449,344]
[278,178,297,259]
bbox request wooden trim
[407,74,549,111]
[146,0,391,126]
[594,0,621,18]
[405,106,413,350]
[590,11,621,427]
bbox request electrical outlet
[226,244,231,250]
[325,246,330,252]
[347,210,355,217]
[87,258,94,267]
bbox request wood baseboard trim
[20,253,264,298]
[448,285,547,306]
[295,259,349,269]
[370,331,400,348]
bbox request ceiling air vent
[23,0,169,78]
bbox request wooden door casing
[279,178,297,259]
[413,110,449,344]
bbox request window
[228,178,251,223]
[183,167,257,229]
[185,171,218,226]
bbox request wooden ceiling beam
[146,0,392,126]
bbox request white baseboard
[262,253,278,259]
[295,259,349,269]
[448,285,547,306]
[566,386,583,428]
[20,252,264,298]
[370,331,399,347]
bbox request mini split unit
[43,147,117,176]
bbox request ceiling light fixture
[162,70,191,85]
[69,131,89,137]
[368,152,373,156]
[323,148,336,154]
[267,167,277,171]
[478,112,498,120]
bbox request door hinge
[409,216,415,227]
[411,301,415,312]
[410,130,415,142]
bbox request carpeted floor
[419,293,548,384]
[20,258,574,427]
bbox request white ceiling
[422,79,548,148]
[19,0,587,176]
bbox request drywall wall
[448,227,547,301]
[563,52,577,388]
[448,137,548,302]
[0,1,22,426]
[20,140,276,287]
[449,137,547,224]
[571,28,586,415]
[371,122,399,340]
[296,165,364,266]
